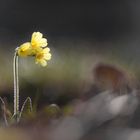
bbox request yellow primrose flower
[31,32,48,48]
[17,32,51,67]
[17,42,32,57]
[35,47,51,67]
[17,32,48,57]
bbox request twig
[0,97,8,126]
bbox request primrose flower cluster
[17,32,51,66]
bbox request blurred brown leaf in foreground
[93,63,132,93]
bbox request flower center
[36,53,44,59]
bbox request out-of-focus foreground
[0,39,140,140]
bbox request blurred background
[0,0,140,106]
[0,0,140,108]
[0,0,140,140]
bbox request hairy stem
[13,51,19,121]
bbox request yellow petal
[44,53,51,60]
[31,32,48,48]
[40,59,47,67]
[36,58,47,67]
[31,32,43,42]
[43,47,50,53]
[17,42,32,57]
[39,38,48,47]
[34,38,48,48]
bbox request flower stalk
[13,51,19,121]
[12,32,51,123]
